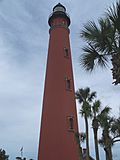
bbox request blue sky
[0,0,120,159]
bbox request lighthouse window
[68,116,74,130]
[66,79,71,90]
[64,48,69,57]
[54,6,65,12]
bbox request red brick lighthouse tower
[38,3,80,160]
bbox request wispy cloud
[0,0,119,159]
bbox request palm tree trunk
[93,128,99,160]
[104,146,112,160]
[85,116,90,160]
[104,147,109,160]
[111,53,120,85]
[104,144,113,160]
[109,146,112,160]
[103,130,113,160]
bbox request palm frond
[83,102,92,117]
[97,53,109,68]
[99,106,111,117]
[97,106,111,128]
[111,117,120,136]
[106,0,120,32]
[80,45,99,72]
[75,90,84,104]
[79,102,92,118]
[81,87,90,100]
[92,100,101,115]
[88,91,96,102]
[76,87,91,102]
[80,44,109,71]
[76,87,96,118]
[81,20,100,42]
[97,18,115,53]
[81,18,114,53]
[79,108,85,117]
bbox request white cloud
[0,0,119,159]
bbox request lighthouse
[38,3,80,160]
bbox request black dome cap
[53,3,66,12]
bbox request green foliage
[0,149,9,160]
[111,117,120,136]
[80,0,120,84]
[106,0,120,33]
[76,87,96,103]
[76,87,96,119]
[92,100,101,116]
[76,86,120,160]
[76,87,97,160]
[97,106,111,128]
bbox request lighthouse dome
[48,3,70,27]
[53,3,66,13]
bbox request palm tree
[80,1,120,85]
[76,87,96,160]
[98,113,120,160]
[91,100,101,160]
[110,116,120,144]
[91,100,111,160]
[98,108,113,160]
